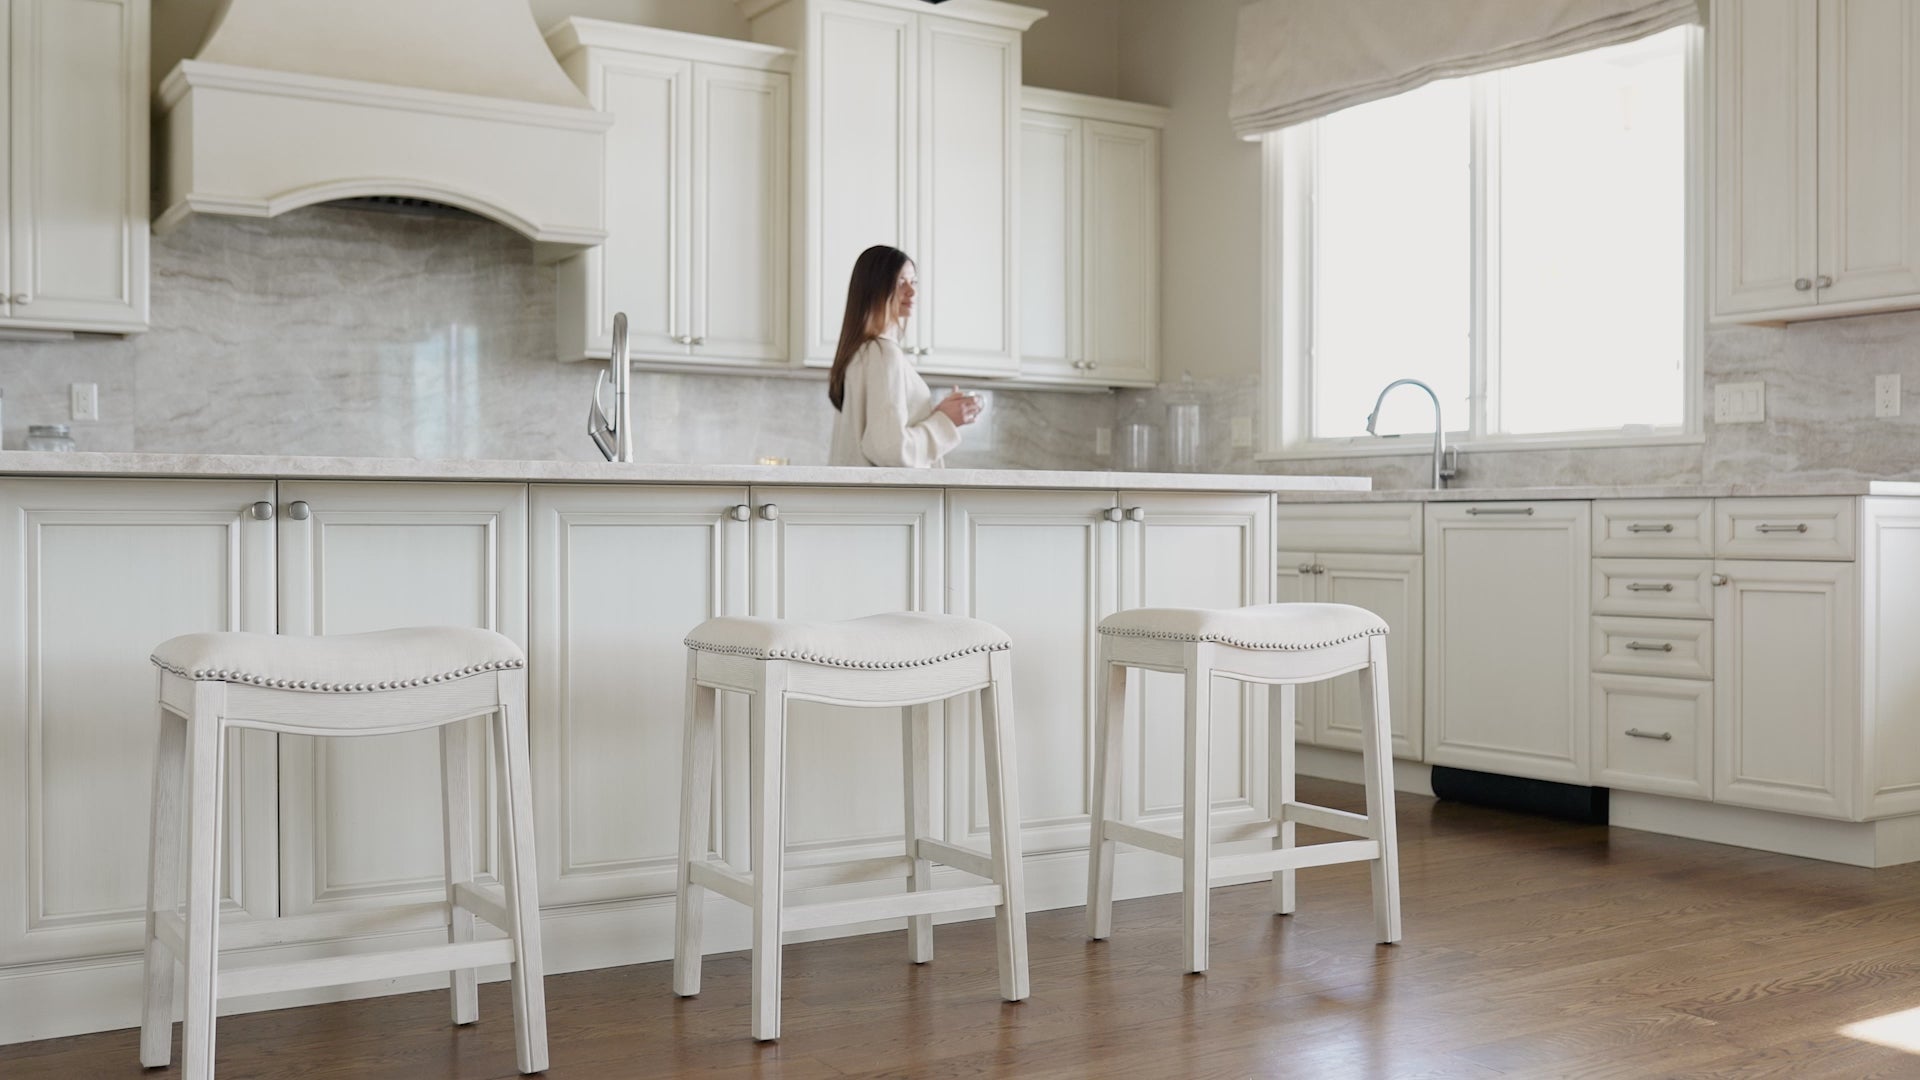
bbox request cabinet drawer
[1592,674,1712,800]
[1274,502,1422,554]
[1591,559,1714,618]
[1591,616,1713,679]
[1714,498,1855,560]
[1593,500,1712,557]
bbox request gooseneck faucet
[588,311,633,463]
[1365,378,1457,489]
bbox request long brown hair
[828,245,912,411]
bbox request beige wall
[1022,0,1121,97]
[1117,0,1263,383]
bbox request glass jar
[26,424,75,452]
[1164,374,1204,472]
[1117,423,1158,471]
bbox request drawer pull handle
[1626,728,1673,742]
[1625,641,1674,652]
[1625,582,1674,592]
[1626,523,1674,533]
[1466,506,1534,516]
[1755,523,1810,534]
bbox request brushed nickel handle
[1626,523,1674,534]
[1125,506,1146,523]
[1625,641,1675,652]
[1755,523,1809,534]
[1711,573,1730,586]
[1104,507,1124,523]
[758,503,780,521]
[1626,728,1673,741]
[1794,278,1812,291]
[1625,582,1674,592]
[1465,506,1534,516]
[730,504,751,522]
[286,501,311,521]
[249,501,274,521]
[1816,274,1834,289]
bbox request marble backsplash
[0,206,1113,470]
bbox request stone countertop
[0,451,1371,494]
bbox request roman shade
[1229,0,1700,139]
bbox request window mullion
[1470,74,1498,442]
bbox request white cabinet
[275,482,528,917]
[1279,553,1424,759]
[550,21,790,366]
[1019,88,1165,388]
[0,479,274,966]
[529,484,749,905]
[1713,0,1920,322]
[1,0,149,333]
[743,0,1041,377]
[1425,502,1591,784]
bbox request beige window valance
[1230,0,1701,140]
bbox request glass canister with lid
[26,424,76,452]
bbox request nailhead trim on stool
[147,656,527,693]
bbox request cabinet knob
[691,336,705,346]
[758,503,780,521]
[1296,562,1315,574]
[249,500,274,521]
[1313,564,1325,574]
[1087,361,1099,371]
[1125,506,1146,523]
[286,500,311,521]
[1794,278,1812,292]
[1711,573,1729,587]
[8,293,26,304]
[1103,507,1124,522]
[730,504,751,522]
[674,334,693,345]
[1816,274,1834,289]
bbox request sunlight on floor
[1839,1004,1920,1054]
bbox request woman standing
[827,245,980,467]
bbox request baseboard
[1610,791,1920,868]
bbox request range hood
[155,0,611,262]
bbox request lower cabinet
[1276,551,1423,759]
[1591,673,1713,799]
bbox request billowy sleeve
[858,341,961,468]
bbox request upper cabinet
[549,20,791,367]
[1020,88,1165,388]
[742,0,1041,378]
[1713,0,1920,322]
[3,0,148,334]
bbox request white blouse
[828,337,961,468]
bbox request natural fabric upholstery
[1230,0,1699,138]
[1099,603,1387,651]
[151,627,526,692]
[685,612,1010,669]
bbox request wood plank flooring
[11,779,1920,1078]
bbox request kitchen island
[0,453,1360,1044]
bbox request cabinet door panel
[1018,110,1078,376]
[947,490,1114,854]
[7,0,147,330]
[1426,503,1591,783]
[1083,120,1159,384]
[1712,0,1819,317]
[916,15,1017,374]
[693,64,788,364]
[1592,673,1712,799]
[1119,493,1271,823]
[1818,0,1920,304]
[1275,553,1318,745]
[530,485,748,905]
[0,479,274,965]
[1316,553,1422,760]
[584,54,693,360]
[276,482,527,916]
[1714,559,1854,818]
[750,487,941,856]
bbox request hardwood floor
[11,778,1920,1078]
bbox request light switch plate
[1877,374,1901,418]
[1713,381,1765,424]
[69,383,97,422]
[1094,426,1111,457]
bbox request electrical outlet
[1877,374,1901,418]
[1713,381,1765,424]
[1230,416,1253,448]
[1095,426,1112,457]
[69,383,97,422]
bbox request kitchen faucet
[1365,378,1458,489]
[588,312,633,463]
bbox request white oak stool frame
[674,618,1030,1042]
[138,630,548,1079]
[1086,606,1402,973]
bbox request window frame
[1257,25,1707,461]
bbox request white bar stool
[139,627,548,1080]
[675,612,1030,1041]
[1086,602,1402,973]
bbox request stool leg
[139,703,188,1068]
[440,717,479,1026]
[749,663,789,1041]
[493,670,550,1073]
[673,658,718,997]
[1181,646,1214,975]
[1086,650,1126,940]
[181,690,226,1080]
[1357,639,1402,945]
[980,651,1029,1002]
[1270,683,1297,917]
[901,703,934,965]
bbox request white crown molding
[735,0,1046,33]
[1021,86,1169,129]
[544,17,794,72]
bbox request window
[1262,26,1702,455]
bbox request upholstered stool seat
[675,611,1029,1041]
[1087,602,1402,973]
[139,628,547,1079]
